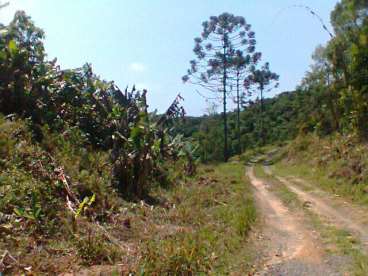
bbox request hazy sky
[1,0,339,115]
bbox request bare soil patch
[247,167,341,275]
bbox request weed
[141,232,213,275]
[74,229,121,265]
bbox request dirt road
[263,166,368,252]
[247,167,343,275]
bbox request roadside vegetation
[0,118,256,274]
[141,163,256,275]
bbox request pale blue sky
[1,0,339,115]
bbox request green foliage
[183,90,321,161]
[110,91,189,198]
[0,11,194,200]
[324,0,368,138]
[0,116,115,231]
[0,114,124,273]
[14,191,42,221]
[192,114,224,162]
[141,232,213,275]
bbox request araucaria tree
[183,12,260,161]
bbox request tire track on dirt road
[263,166,368,253]
[247,167,340,275]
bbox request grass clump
[74,229,121,266]
[141,232,213,275]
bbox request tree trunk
[236,71,241,154]
[326,70,339,132]
[260,86,265,146]
[223,45,228,162]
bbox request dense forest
[1,0,368,275]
